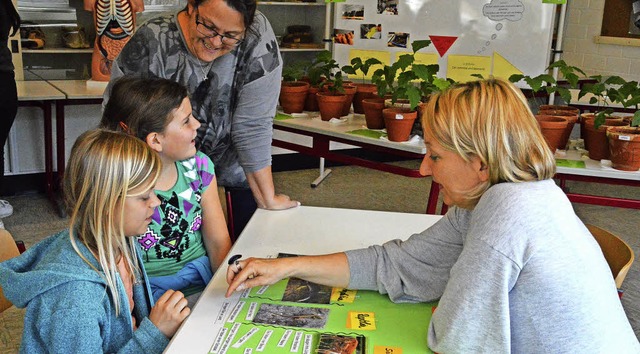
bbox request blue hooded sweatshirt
[0,229,169,353]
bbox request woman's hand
[149,289,190,338]
[225,253,350,298]
[263,193,300,210]
[225,257,293,297]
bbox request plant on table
[341,57,383,114]
[309,50,350,121]
[280,61,310,114]
[371,39,452,111]
[508,60,587,151]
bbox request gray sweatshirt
[346,179,639,353]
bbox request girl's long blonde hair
[64,129,161,315]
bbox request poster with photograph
[341,4,365,20]
[333,29,355,45]
[387,32,409,48]
[360,24,382,39]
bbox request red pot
[383,108,417,142]
[352,84,378,114]
[362,97,386,129]
[317,92,347,121]
[279,81,309,114]
[535,115,568,153]
[607,126,640,171]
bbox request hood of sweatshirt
[0,229,107,308]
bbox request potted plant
[509,60,587,151]
[310,52,349,121]
[342,57,383,114]
[578,75,632,160]
[279,61,309,114]
[605,79,640,170]
[302,51,332,112]
[371,39,452,141]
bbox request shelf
[280,47,326,52]
[18,6,76,22]
[23,48,93,54]
[258,1,326,6]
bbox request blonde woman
[0,129,189,353]
[225,79,640,352]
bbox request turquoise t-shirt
[135,151,215,295]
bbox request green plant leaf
[395,54,414,71]
[556,87,572,104]
[411,39,432,53]
[508,74,524,83]
[407,86,422,110]
[433,77,452,91]
[604,75,626,86]
[633,111,640,127]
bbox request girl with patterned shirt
[101,76,232,304]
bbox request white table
[164,206,442,353]
[272,112,426,188]
[16,80,66,209]
[554,149,640,209]
[46,80,106,188]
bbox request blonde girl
[0,129,189,353]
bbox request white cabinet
[258,1,332,67]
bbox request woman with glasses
[105,0,299,237]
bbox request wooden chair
[586,224,635,290]
[0,229,21,313]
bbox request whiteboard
[332,0,557,85]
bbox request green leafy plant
[577,75,640,128]
[370,39,452,110]
[341,57,383,84]
[306,50,343,93]
[282,61,306,82]
[508,60,586,107]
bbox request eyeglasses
[195,12,243,47]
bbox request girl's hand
[225,257,292,297]
[149,289,190,338]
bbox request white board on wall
[332,0,557,85]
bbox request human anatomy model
[84,0,144,81]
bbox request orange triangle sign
[429,35,458,57]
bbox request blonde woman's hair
[421,77,555,204]
[64,129,161,316]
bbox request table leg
[426,182,440,214]
[311,158,332,188]
[53,101,66,217]
[42,102,53,198]
[55,101,66,184]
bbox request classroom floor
[1,160,639,351]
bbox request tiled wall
[563,0,640,81]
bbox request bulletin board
[331,0,558,85]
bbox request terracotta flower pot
[583,117,628,161]
[538,105,579,150]
[316,92,347,121]
[383,107,417,142]
[279,81,309,114]
[339,84,357,117]
[607,126,640,171]
[535,115,568,153]
[352,84,378,114]
[362,97,386,129]
[304,86,321,112]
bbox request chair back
[0,229,20,313]
[586,224,635,289]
